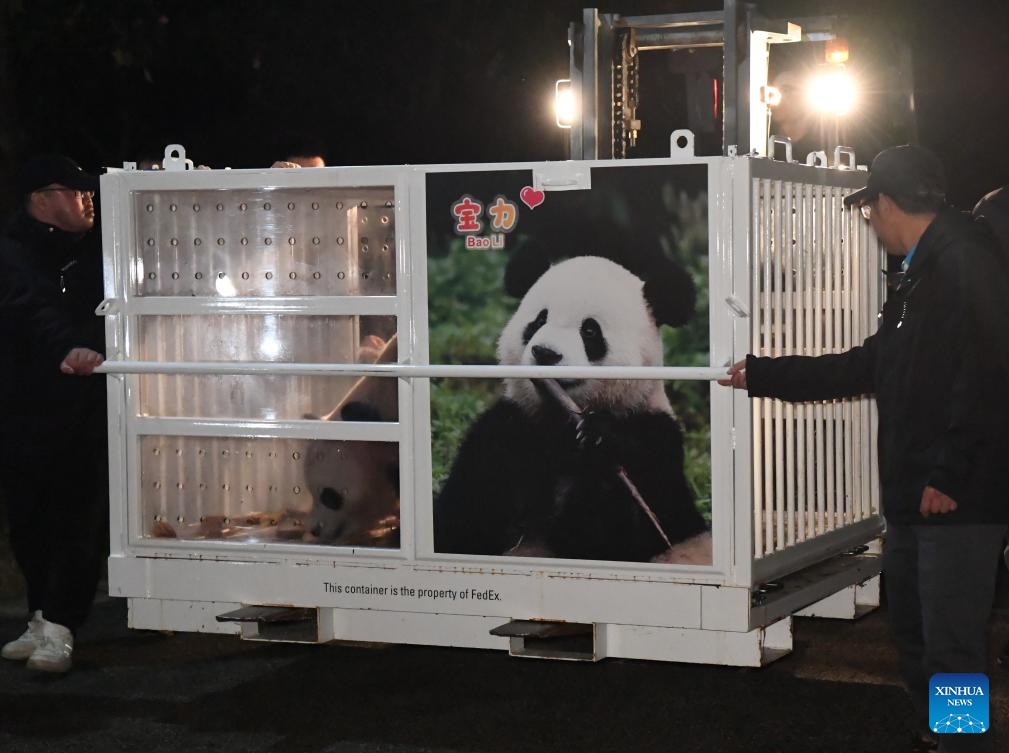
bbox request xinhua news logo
[929,674,989,734]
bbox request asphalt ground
[0,572,1007,753]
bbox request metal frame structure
[98,142,883,667]
[567,2,801,159]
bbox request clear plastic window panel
[134,315,398,420]
[140,436,400,548]
[132,187,396,296]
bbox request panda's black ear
[642,257,696,327]
[504,238,554,298]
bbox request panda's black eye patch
[319,487,344,511]
[580,317,607,361]
[522,308,548,345]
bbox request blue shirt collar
[901,242,919,272]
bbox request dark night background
[0,0,1007,212]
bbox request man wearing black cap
[0,155,107,674]
[720,145,1009,753]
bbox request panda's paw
[575,410,617,457]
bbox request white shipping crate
[99,143,883,666]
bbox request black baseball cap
[18,154,99,197]
[843,145,946,208]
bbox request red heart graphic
[519,186,545,209]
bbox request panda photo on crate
[433,244,712,564]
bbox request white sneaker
[1,610,44,661]
[26,620,74,674]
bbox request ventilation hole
[287,202,296,210]
[146,238,155,246]
[153,481,161,489]
[193,204,200,212]
[337,271,346,279]
[336,237,345,245]
[311,202,320,210]
[218,272,226,279]
[245,451,253,457]
[170,238,179,246]
[169,203,178,212]
[195,272,203,280]
[361,216,369,224]
[152,448,161,455]
[240,237,249,246]
[289,272,297,279]
[361,245,369,253]
[177,515,184,522]
[197,448,206,455]
[264,237,272,246]
[199,482,207,489]
[381,216,390,224]
[384,200,394,208]
[336,201,344,210]
[312,237,320,245]
[312,271,321,279]
[221,449,229,456]
[175,448,183,455]
[148,272,157,279]
[216,203,224,211]
[239,202,247,211]
[146,204,154,212]
[360,201,368,208]
[292,451,301,460]
[217,238,225,246]
[263,202,272,210]
[194,238,202,246]
[293,485,301,494]
[222,483,230,490]
[382,244,390,253]
[176,482,183,489]
[245,485,253,492]
[265,271,273,280]
[362,273,370,280]
[241,272,250,280]
[288,237,296,245]
[171,272,179,280]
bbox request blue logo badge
[929,673,989,734]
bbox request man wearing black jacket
[721,146,1009,753]
[0,155,106,674]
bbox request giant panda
[302,335,400,546]
[433,254,710,563]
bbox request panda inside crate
[434,250,712,565]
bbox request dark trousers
[1,433,108,634]
[884,521,1007,753]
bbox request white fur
[499,256,672,414]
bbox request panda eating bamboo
[434,253,711,564]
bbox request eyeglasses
[36,188,94,199]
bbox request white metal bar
[132,417,401,442]
[762,180,774,556]
[752,178,765,559]
[813,185,826,537]
[783,181,796,548]
[801,182,814,542]
[99,361,728,380]
[824,186,837,534]
[110,296,398,316]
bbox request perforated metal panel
[134,314,396,420]
[140,436,399,547]
[750,178,882,558]
[132,187,396,297]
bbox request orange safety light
[826,38,850,65]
